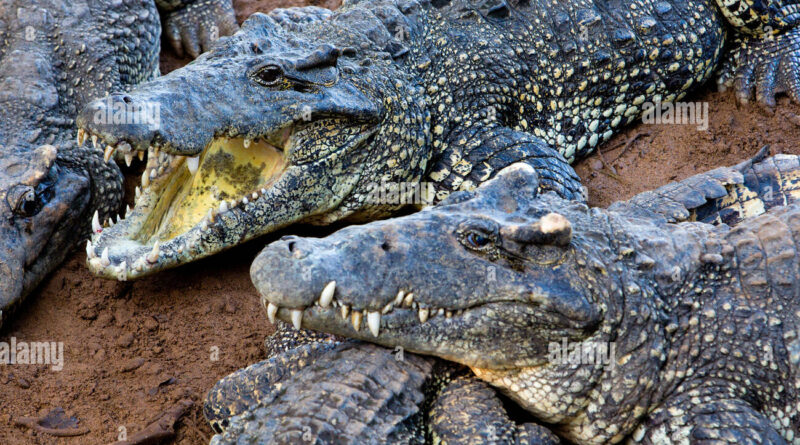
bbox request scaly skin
[74,0,800,280]
[0,0,238,329]
[253,156,800,444]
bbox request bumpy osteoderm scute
[252,156,800,444]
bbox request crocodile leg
[635,392,788,444]
[716,0,800,107]
[156,0,239,58]
[608,146,800,224]
[432,126,585,202]
[430,374,562,445]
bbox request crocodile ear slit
[501,213,572,247]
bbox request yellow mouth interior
[137,137,287,243]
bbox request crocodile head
[77,11,431,279]
[252,164,618,370]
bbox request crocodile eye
[253,64,284,86]
[461,230,495,252]
[7,184,38,217]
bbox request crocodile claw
[164,0,239,59]
[718,26,800,109]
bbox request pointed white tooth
[267,303,278,324]
[124,153,133,166]
[341,304,350,319]
[101,247,110,267]
[186,156,199,174]
[219,201,228,213]
[243,138,252,148]
[92,135,98,149]
[291,309,303,329]
[252,192,258,200]
[142,170,150,188]
[104,145,115,163]
[135,186,141,199]
[418,308,429,323]
[137,151,145,161]
[242,197,249,205]
[394,290,405,306]
[92,210,102,233]
[437,308,444,317]
[319,281,336,308]
[200,220,209,231]
[118,261,127,281]
[77,129,86,146]
[351,311,362,331]
[446,310,452,318]
[126,205,132,216]
[403,293,414,307]
[382,302,393,314]
[85,240,95,258]
[261,188,267,195]
[367,311,381,337]
[149,168,156,179]
[146,241,159,263]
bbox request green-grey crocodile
[0,0,238,328]
[75,0,800,280]
[252,154,800,444]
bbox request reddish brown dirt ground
[1,2,800,444]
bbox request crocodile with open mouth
[0,0,237,328]
[76,0,800,280]
[252,155,800,444]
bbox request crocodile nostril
[121,95,132,104]
[287,241,296,253]
[381,241,391,251]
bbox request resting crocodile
[252,154,800,444]
[204,327,563,444]
[76,0,800,280]
[0,0,238,327]
[0,0,240,327]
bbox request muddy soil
[1,1,799,443]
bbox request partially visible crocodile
[204,331,563,444]
[0,0,238,328]
[76,0,800,280]
[253,155,800,444]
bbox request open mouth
[81,127,293,280]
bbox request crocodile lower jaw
[85,133,290,280]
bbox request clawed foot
[164,0,239,59]
[718,23,800,109]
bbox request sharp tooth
[382,302,393,314]
[403,293,414,307]
[267,303,278,324]
[141,170,150,188]
[418,308,429,323]
[146,241,159,263]
[92,210,102,233]
[126,205,132,216]
[135,186,141,199]
[242,197,249,205]
[291,309,303,329]
[86,240,95,258]
[341,304,350,319]
[77,129,86,146]
[351,311,362,331]
[319,281,336,308]
[101,247,110,267]
[200,220,209,231]
[186,156,199,174]
[437,308,444,317]
[92,135,98,149]
[104,145,116,163]
[124,153,133,166]
[367,311,381,337]
[446,310,452,318]
[261,188,267,195]
[137,151,145,161]
[219,201,228,213]
[118,261,127,281]
[394,290,405,306]
[149,168,157,179]
[243,138,252,148]
[252,192,258,200]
